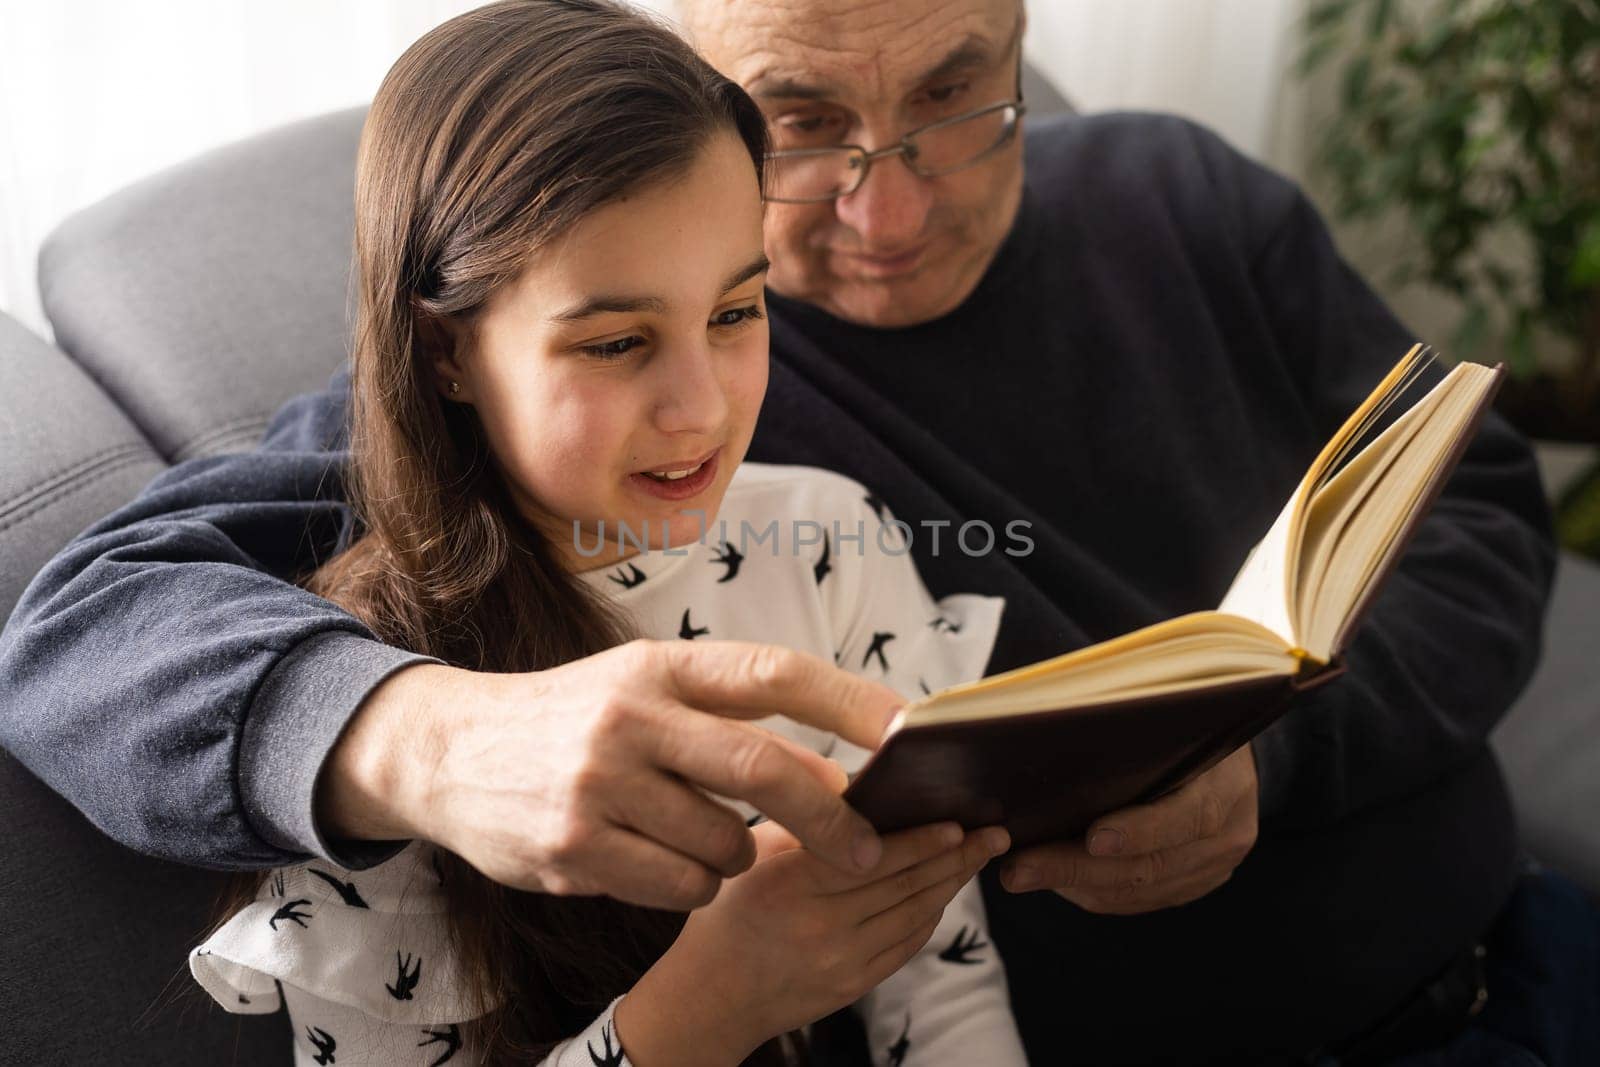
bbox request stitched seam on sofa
[0,453,158,535]
[181,413,270,451]
[175,421,270,462]
[0,442,153,522]
[171,414,272,463]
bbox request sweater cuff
[239,630,439,868]
[1250,715,1296,826]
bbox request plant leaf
[1569,217,1600,289]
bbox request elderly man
[0,0,1568,1062]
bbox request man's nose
[652,340,729,435]
[834,151,935,249]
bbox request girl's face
[437,132,770,571]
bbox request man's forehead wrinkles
[692,0,1008,95]
[744,38,882,93]
[745,17,1003,103]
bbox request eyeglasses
[764,100,1027,204]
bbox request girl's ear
[424,316,475,403]
[430,353,474,403]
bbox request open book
[845,345,1506,847]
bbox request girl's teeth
[646,462,703,481]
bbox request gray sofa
[2,73,1597,1064]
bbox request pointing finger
[654,708,883,873]
[657,640,903,750]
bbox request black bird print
[588,1020,625,1067]
[609,562,648,589]
[271,869,286,898]
[386,952,422,1000]
[917,677,931,696]
[679,608,710,640]
[862,631,896,672]
[307,869,370,909]
[419,1023,463,1066]
[864,494,905,546]
[938,924,989,965]
[834,649,843,665]
[887,1013,912,1067]
[929,615,963,634]
[268,899,312,931]
[307,1025,337,1065]
[710,540,745,582]
[238,994,250,1005]
[813,531,832,584]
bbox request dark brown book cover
[845,665,1342,848]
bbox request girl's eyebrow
[549,253,769,324]
[721,253,771,294]
[550,293,667,324]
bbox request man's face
[685,0,1025,329]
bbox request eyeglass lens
[767,104,1018,203]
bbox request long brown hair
[220,1,776,1061]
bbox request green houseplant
[1301,0,1600,558]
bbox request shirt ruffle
[190,842,481,1024]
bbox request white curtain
[0,0,1307,340]
[0,0,490,338]
[1021,0,1305,168]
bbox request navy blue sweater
[0,114,1555,1061]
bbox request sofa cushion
[0,311,166,623]
[37,107,366,463]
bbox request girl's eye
[579,335,644,359]
[712,305,764,329]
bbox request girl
[190,2,1025,1064]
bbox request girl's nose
[651,339,730,435]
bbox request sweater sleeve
[1200,130,1558,830]
[0,369,433,869]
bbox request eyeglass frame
[763,99,1028,205]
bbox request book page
[1216,492,1299,644]
[1301,368,1497,656]
[1216,344,1432,650]
[907,610,1295,725]
[1295,389,1441,642]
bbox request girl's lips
[627,448,720,502]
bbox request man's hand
[317,639,904,910]
[998,744,1259,914]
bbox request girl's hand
[614,820,1011,1066]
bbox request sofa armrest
[0,311,165,622]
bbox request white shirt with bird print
[190,463,1025,1067]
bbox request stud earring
[448,381,461,396]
